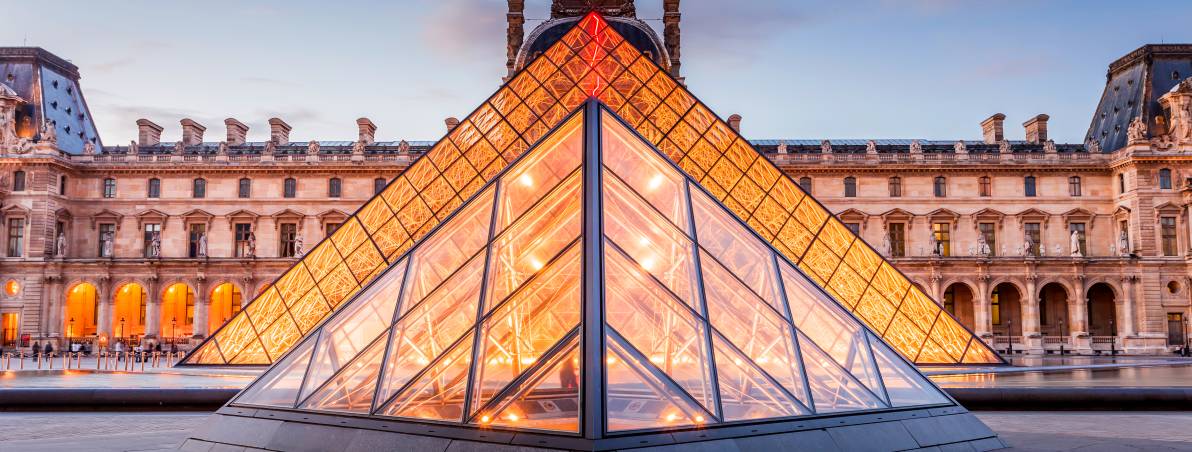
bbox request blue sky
[4,0,1190,144]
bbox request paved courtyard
[1,411,1190,451]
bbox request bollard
[19,352,24,370]
[36,352,42,369]
[47,353,53,370]
[75,352,81,369]
[140,354,145,372]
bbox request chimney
[356,117,377,145]
[445,116,460,133]
[268,117,291,145]
[727,114,742,133]
[180,118,206,145]
[136,119,163,146]
[1023,114,1049,144]
[224,118,248,145]
[980,113,1006,144]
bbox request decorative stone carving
[263,139,276,156]
[197,232,208,258]
[998,140,1011,154]
[1158,78,1192,144]
[776,140,788,154]
[217,141,228,156]
[56,232,66,258]
[1070,229,1082,257]
[352,140,366,156]
[306,140,320,155]
[1086,138,1101,153]
[294,235,305,258]
[397,139,410,154]
[101,232,113,258]
[977,233,991,257]
[953,140,967,154]
[83,141,95,155]
[865,140,877,155]
[1126,116,1148,144]
[1119,229,1130,256]
[246,230,256,258]
[1024,234,1034,257]
[128,140,138,154]
[149,231,162,258]
[880,229,891,256]
[909,140,922,154]
[41,120,58,145]
[927,228,939,256]
[173,140,184,156]
[1043,139,1057,153]
[820,139,832,154]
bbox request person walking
[43,342,53,357]
[29,341,39,358]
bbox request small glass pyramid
[230,101,954,441]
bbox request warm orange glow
[64,283,97,337]
[3,280,19,296]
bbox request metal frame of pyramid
[182,101,1002,451]
[181,12,1002,368]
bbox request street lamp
[1059,319,1066,355]
[68,317,75,347]
[1006,320,1014,355]
[171,317,177,346]
[1110,319,1117,356]
[119,317,125,346]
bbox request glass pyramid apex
[184,11,999,367]
[226,101,966,446]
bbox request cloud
[418,0,507,59]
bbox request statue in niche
[1119,229,1130,256]
[41,119,57,144]
[56,232,66,257]
[927,229,939,256]
[0,105,15,147]
[101,232,113,258]
[1127,116,1148,143]
[977,233,991,257]
[1024,234,1034,257]
[197,232,208,258]
[246,230,256,258]
[1069,229,1082,257]
[149,231,161,258]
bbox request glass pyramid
[184,12,999,366]
[229,101,955,442]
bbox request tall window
[374,177,387,195]
[328,177,342,198]
[1025,222,1041,256]
[1118,174,1126,194]
[933,176,946,197]
[98,223,115,257]
[142,223,160,258]
[325,222,342,237]
[192,178,206,198]
[844,223,860,235]
[888,223,906,257]
[12,171,25,191]
[279,224,298,257]
[238,178,251,199]
[234,223,252,257]
[59,175,67,195]
[1159,168,1173,189]
[283,178,297,198]
[979,222,996,256]
[188,223,206,258]
[932,222,951,256]
[943,286,955,315]
[888,176,902,197]
[103,178,116,198]
[6,218,24,257]
[147,178,160,198]
[1068,176,1082,197]
[798,177,812,193]
[1168,313,1186,346]
[1161,216,1178,256]
[978,176,991,197]
[843,176,857,198]
[991,288,1002,325]
[1024,176,1036,197]
[1069,223,1087,255]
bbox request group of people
[2,340,180,359]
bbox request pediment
[926,208,959,222]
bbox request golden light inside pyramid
[229,101,954,437]
[184,12,998,367]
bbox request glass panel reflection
[482,335,581,432]
[605,331,711,431]
[691,188,783,313]
[603,172,698,309]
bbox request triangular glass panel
[869,333,950,407]
[713,332,808,421]
[233,337,315,408]
[600,110,690,235]
[494,113,583,234]
[379,332,475,421]
[299,331,389,413]
[605,330,713,432]
[798,331,886,413]
[479,334,581,433]
[400,186,495,315]
[690,187,785,315]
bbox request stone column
[1119,276,1137,337]
[974,277,992,338]
[1022,277,1042,353]
[144,277,161,340]
[192,278,210,339]
[1070,277,1091,352]
[95,277,112,341]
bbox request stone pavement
[0,411,1190,451]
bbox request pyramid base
[179,406,1004,451]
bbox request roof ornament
[83,141,95,155]
[865,140,877,155]
[776,140,787,154]
[352,139,366,156]
[819,139,832,154]
[1086,138,1101,153]
[41,119,58,145]
[1043,139,1057,153]
[1158,78,1192,144]
[263,138,276,156]
[953,139,967,154]
[909,139,922,154]
[128,140,138,154]
[217,141,229,156]
[397,139,410,154]
[307,140,320,155]
[173,140,185,155]
[998,140,1011,154]
[1127,116,1147,144]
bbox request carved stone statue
[820,139,832,154]
[953,140,967,154]
[1127,116,1148,143]
[1159,78,1192,142]
[217,141,228,156]
[173,140,184,155]
[83,141,95,155]
[880,229,892,256]
[1119,229,1130,256]
[977,233,990,257]
[776,140,788,154]
[56,232,66,257]
[101,232,113,258]
[128,140,139,154]
[197,232,208,258]
[1069,229,1082,257]
[1043,139,1057,153]
[263,139,276,156]
[998,140,1011,154]
[865,140,877,155]
[149,231,161,258]
[246,231,256,258]
[352,140,366,156]
[1024,234,1034,257]
[0,102,15,147]
[40,119,58,145]
[1001,244,1007,257]
[294,235,305,258]
[1086,138,1101,153]
[397,139,410,154]
[927,229,939,256]
[307,140,320,155]
[909,140,922,154]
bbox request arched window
[978,176,991,197]
[328,177,342,198]
[283,178,297,198]
[192,178,206,198]
[798,177,812,193]
[1024,176,1037,197]
[238,178,251,199]
[103,178,116,198]
[933,176,946,197]
[888,176,902,197]
[12,171,25,191]
[1159,168,1172,189]
[1068,176,1082,196]
[147,178,160,198]
[843,176,857,198]
[374,177,387,195]
[1118,173,1126,194]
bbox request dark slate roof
[1087,44,1192,153]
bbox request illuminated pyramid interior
[183,12,1000,368]
[183,102,1002,450]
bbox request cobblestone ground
[0,412,1190,451]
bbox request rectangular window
[238,178,251,198]
[991,289,1002,325]
[1025,222,1041,256]
[284,178,297,198]
[1161,216,1178,256]
[279,223,298,258]
[943,288,955,315]
[147,178,160,198]
[1168,313,1186,346]
[979,222,996,256]
[843,177,857,198]
[325,222,342,238]
[188,223,206,258]
[328,178,342,198]
[234,223,252,258]
[192,179,206,198]
[933,177,947,197]
[98,223,115,257]
[1,313,17,347]
[374,178,387,195]
[1069,176,1082,197]
[103,178,116,198]
[1024,176,1036,197]
[979,176,991,197]
[844,223,860,235]
[12,171,25,191]
[142,223,160,258]
[1068,223,1087,256]
[59,175,67,195]
[888,177,902,197]
[6,218,25,257]
[888,223,906,257]
[933,222,951,256]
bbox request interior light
[529,258,544,271]
[694,415,706,423]
[519,356,537,365]
[665,413,678,422]
[606,357,617,365]
[640,257,656,271]
[480,415,492,424]
[649,355,664,364]
[647,174,664,191]
[518,173,534,187]
[506,413,519,422]
[637,236,650,246]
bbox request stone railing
[65,152,422,165]
[766,151,1108,166]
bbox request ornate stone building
[1,2,1190,357]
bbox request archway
[209,283,243,334]
[1087,283,1117,337]
[64,283,98,340]
[161,283,196,342]
[991,282,1022,337]
[1038,282,1070,337]
[942,283,975,330]
[112,283,148,343]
